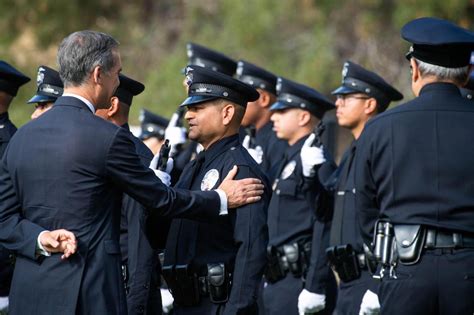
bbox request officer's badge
[236,62,244,77]
[276,78,282,94]
[201,169,220,191]
[280,160,296,180]
[185,67,194,87]
[37,67,45,85]
[342,62,349,82]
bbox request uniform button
[143,283,149,289]
[276,189,280,195]
[137,305,144,314]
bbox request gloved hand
[161,288,174,314]
[149,155,174,187]
[298,289,325,315]
[242,135,264,164]
[0,296,9,312]
[301,133,326,177]
[359,290,380,315]
[165,112,187,155]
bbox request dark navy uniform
[0,60,30,301]
[139,109,168,142]
[459,71,474,100]
[263,78,337,315]
[355,17,474,315]
[235,60,288,181]
[325,61,403,315]
[109,75,163,315]
[162,65,270,315]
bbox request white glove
[242,135,264,164]
[359,290,380,315]
[298,289,325,315]
[0,296,8,311]
[165,113,187,155]
[149,155,174,187]
[161,288,174,313]
[301,133,326,177]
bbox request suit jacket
[0,96,221,314]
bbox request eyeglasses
[336,94,371,102]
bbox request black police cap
[270,77,334,119]
[114,74,145,106]
[0,60,31,97]
[186,42,237,76]
[181,65,259,107]
[139,109,169,140]
[332,61,403,111]
[235,60,277,95]
[402,17,474,68]
[27,66,63,104]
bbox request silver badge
[186,44,193,58]
[185,67,194,87]
[276,78,282,93]
[201,169,220,191]
[236,61,244,76]
[37,67,45,85]
[342,62,349,82]
[280,160,296,180]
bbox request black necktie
[329,144,356,246]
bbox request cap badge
[37,67,45,85]
[276,78,282,93]
[185,67,194,87]
[201,169,220,191]
[236,62,244,76]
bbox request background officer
[325,61,403,315]
[0,60,30,313]
[263,77,336,315]
[235,60,288,181]
[139,109,169,155]
[355,17,474,314]
[161,65,270,315]
[95,74,165,315]
[27,65,63,119]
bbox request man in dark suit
[355,17,474,314]
[0,30,263,315]
[96,73,164,315]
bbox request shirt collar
[62,93,96,113]
[0,112,8,123]
[203,134,240,168]
[285,133,310,159]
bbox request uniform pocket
[275,180,298,197]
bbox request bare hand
[218,165,264,208]
[40,229,77,260]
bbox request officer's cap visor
[180,95,219,107]
[331,85,359,95]
[27,94,56,104]
[269,101,293,112]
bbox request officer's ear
[298,109,312,127]
[107,96,120,117]
[365,98,378,116]
[92,66,102,84]
[410,58,420,83]
[221,103,235,126]
[258,89,272,108]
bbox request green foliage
[1,0,473,126]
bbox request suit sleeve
[105,128,220,221]
[354,128,380,246]
[225,166,269,315]
[0,153,45,260]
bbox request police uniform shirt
[164,134,270,313]
[0,112,17,158]
[355,82,474,244]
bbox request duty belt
[265,241,311,283]
[425,228,474,249]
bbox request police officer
[166,42,238,182]
[27,65,63,119]
[263,77,337,315]
[235,60,288,181]
[355,17,474,314]
[95,74,166,315]
[161,65,270,315]
[0,60,30,312]
[325,61,403,315]
[139,109,169,155]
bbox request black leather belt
[425,228,474,249]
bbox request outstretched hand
[218,165,264,208]
[40,229,77,260]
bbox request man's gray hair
[57,30,119,87]
[414,57,469,86]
